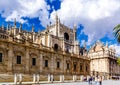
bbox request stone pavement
[40,80,120,85]
[0,80,120,85]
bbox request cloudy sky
[0,0,120,55]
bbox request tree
[117,57,120,65]
[113,24,120,65]
[113,24,120,43]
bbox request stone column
[48,34,51,47]
[51,54,54,73]
[25,48,30,73]
[7,44,13,73]
[14,74,17,84]
[40,54,43,73]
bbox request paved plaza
[0,80,120,85]
[41,80,120,85]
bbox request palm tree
[117,57,120,65]
[113,24,120,65]
[113,24,120,43]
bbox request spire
[106,42,108,47]
[73,23,77,40]
[19,23,22,33]
[58,18,60,24]
[2,23,4,30]
[83,41,86,48]
[73,23,77,31]
[14,18,16,27]
[26,32,29,40]
[7,23,10,31]
[32,24,34,32]
[97,40,100,42]
[55,12,58,36]
[55,12,58,24]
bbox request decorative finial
[32,24,34,32]
[58,18,60,24]
[106,42,108,47]
[14,18,16,27]
[55,12,59,24]
[2,23,4,30]
[7,23,10,31]
[19,23,22,33]
[97,40,100,43]
[74,23,77,30]
[56,12,58,19]
[84,41,86,48]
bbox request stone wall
[0,38,90,76]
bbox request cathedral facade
[0,15,120,82]
[0,15,90,78]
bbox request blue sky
[0,0,120,55]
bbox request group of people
[88,76,102,85]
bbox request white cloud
[0,0,120,46]
[109,44,120,56]
[0,0,50,26]
[50,0,120,45]
[5,11,27,23]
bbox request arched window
[54,44,58,51]
[67,63,69,70]
[32,58,36,66]
[64,32,69,40]
[45,60,48,67]
[74,63,77,71]
[17,55,21,64]
[57,61,60,68]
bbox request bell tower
[55,12,60,37]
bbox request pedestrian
[88,76,92,85]
[94,76,98,85]
[98,76,102,85]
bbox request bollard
[60,75,64,82]
[60,75,63,82]
[48,74,51,82]
[63,75,64,82]
[14,73,17,84]
[33,74,36,83]
[19,74,22,84]
[80,75,83,81]
[51,74,54,82]
[37,74,40,83]
[73,75,76,81]
[87,75,90,81]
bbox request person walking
[94,76,98,85]
[98,76,102,85]
[88,76,92,85]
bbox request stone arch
[64,32,69,40]
[54,43,58,51]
